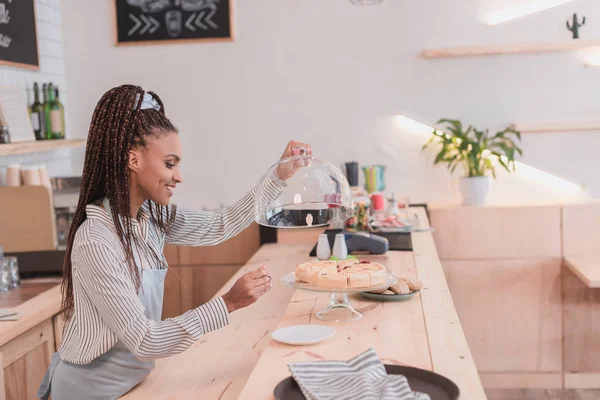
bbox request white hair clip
[136,92,161,111]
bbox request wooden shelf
[0,138,86,157]
[421,39,600,59]
[511,122,600,133]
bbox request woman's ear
[129,149,142,173]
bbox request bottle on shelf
[52,87,65,139]
[42,83,52,140]
[29,83,45,140]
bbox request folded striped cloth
[288,348,431,400]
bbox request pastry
[389,281,410,295]
[398,276,423,291]
[295,259,388,289]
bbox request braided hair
[61,84,178,321]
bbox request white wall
[0,0,83,178]
[61,0,599,208]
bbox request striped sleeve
[73,241,230,360]
[166,173,284,246]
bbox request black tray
[274,364,460,400]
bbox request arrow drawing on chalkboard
[205,9,217,29]
[185,13,196,31]
[129,14,160,36]
[128,14,142,36]
[195,11,208,30]
[140,15,160,34]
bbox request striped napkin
[288,348,430,400]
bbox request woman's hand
[275,140,313,181]
[222,266,272,313]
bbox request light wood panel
[163,244,179,265]
[565,374,600,389]
[421,39,600,59]
[276,227,324,245]
[429,205,561,260]
[162,265,241,319]
[442,258,563,373]
[1,319,54,400]
[564,257,600,288]
[562,267,600,374]
[177,223,260,265]
[0,138,85,156]
[562,203,600,257]
[0,186,57,252]
[480,373,563,389]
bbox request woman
[38,84,312,399]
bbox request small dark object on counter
[0,125,10,144]
[567,13,586,39]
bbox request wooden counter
[124,208,486,399]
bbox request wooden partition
[561,203,600,389]
[430,204,564,389]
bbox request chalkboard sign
[0,0,39,69]
[114,0,232,45]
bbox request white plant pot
[459,176,490,206]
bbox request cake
[295,259,387,289]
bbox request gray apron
[38,201,167,400]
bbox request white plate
[271,325,336,346]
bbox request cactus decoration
[566,13,586,39]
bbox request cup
[38,165,51,187]
[343,162,359,187]
[4,257,19,289]
[6,164,20,187]
[21,165,41,186]
[0,258,10,292]
[371,193,386,212]
[362,165,386,194]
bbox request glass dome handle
[292,145,308,155]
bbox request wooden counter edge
[563,256,600,288]
[0,285,62,347]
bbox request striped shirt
[59,176,282,365]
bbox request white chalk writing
[0,34,12,48]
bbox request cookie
[389,281,410,295]
[399,276,423,291]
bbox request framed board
[0,0,39,70]
[114,0,233,45]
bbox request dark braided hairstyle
[61,84,178,321]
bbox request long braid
[61,85,178,322]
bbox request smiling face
[129,130,183,206]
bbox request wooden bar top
[0,279,61,347]
[124,208,486,399]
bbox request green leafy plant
[422,119,522,178]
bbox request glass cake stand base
[316,293,363,322]
[280,272,398,322]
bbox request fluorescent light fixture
[483,0,575,26]
[395,114,584,194]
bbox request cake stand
[280,272,398,322]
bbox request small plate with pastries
[360,276,424,302]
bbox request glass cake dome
[254,154,354,228]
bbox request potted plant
[422,119,522,205]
